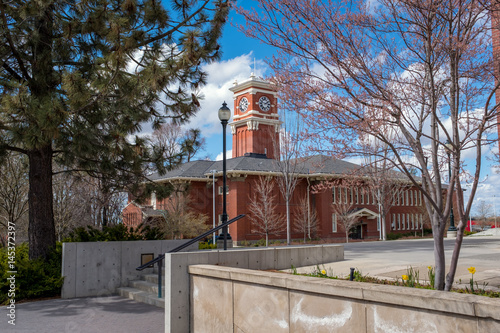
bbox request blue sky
[185,3,274,161]
[177,3,500,216]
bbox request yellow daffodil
[402,274,409,281]
[468,267,476,275]
[428,266,432,270]
[321,269,326,275]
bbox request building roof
[147,154,411,183]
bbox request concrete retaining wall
[164,245,344,332]
[61,240,198,298]
[189,264,500,333]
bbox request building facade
[123,75,427,243]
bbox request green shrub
[387,232,402,240]
[65,224,164,242]
[238,240,251,247]
[0,243,64,305]
[253,239,267,247]
[198,242,216,250]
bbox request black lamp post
[445,140,457,232]
[218,102,232,250]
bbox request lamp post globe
[218,102,231,122]
[218,102,232,250]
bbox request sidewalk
[2,236,498,332]
[294,235,500,292]
[1,296,163,333]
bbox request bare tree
[293,196,319,242]
[0,152,29,245]
[273,111,302,245]
[155,183,209,239]
[474,201,492,230]
[248,176,285,246]
[361,141,408,241]
[237,0,498,291]
[151,123,206,173]
[332,197,360,243]
[52,172,127,241]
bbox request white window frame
[332,187,336,203]
[218,185,229,195]
[332,214,337,232]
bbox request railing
[136,214,245,298]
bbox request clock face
[239,97,249,113]
[258,96,271,112]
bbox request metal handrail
[135,214,245,298]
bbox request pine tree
[0,0,230,260]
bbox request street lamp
[218,102,232,250]
[445,140,457,233]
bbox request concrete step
[129,279,161,294]
[144,273,165,285]
[117,286,165,308]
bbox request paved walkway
[294,234,500,292]
[1,296,163,333]
[2,235,498,332]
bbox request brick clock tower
[229,74,281,159]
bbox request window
[398,214,401,230]
[419,191,422,206]
[332,187,336,203]
[406,191,409,206]
[361,189,365,204]
[355,188,359,204]
[218,186,229,195]
[407,213,410,230]
[344,187,348,204]
[332,214,337,232]
[391,214,395,230]
[410,191,413,206]
[349,188,353,204]
[402,214,405,230]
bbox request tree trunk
[28,145,56,260]
[345,231,349,243]
[286,199,290,245]
[445,219,465,291]
[432,222,446,290]
[381,214,387,241]
[102,205,108,227]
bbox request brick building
[123,75,427,243]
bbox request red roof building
[123,75,427,243]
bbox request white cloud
[216,150,233,161]
[184,53,268,138]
